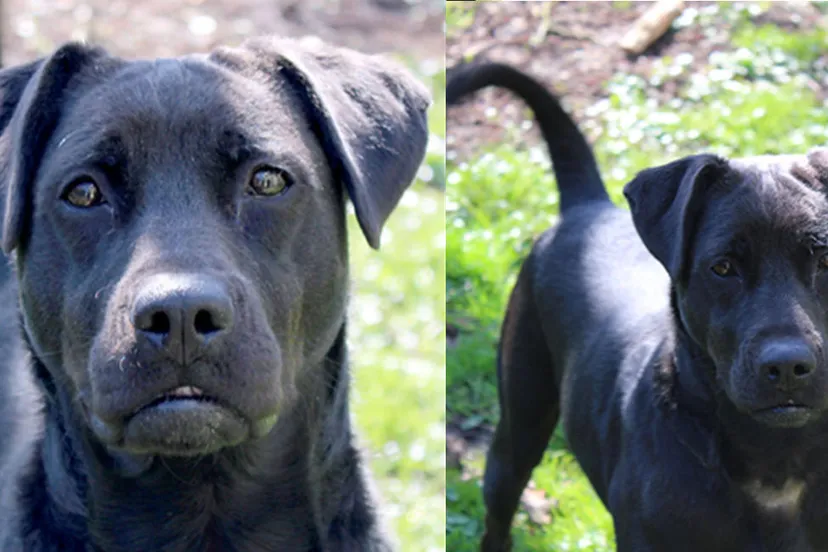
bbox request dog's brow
[218,130,259,164]
[701,225,749,257]
[79,136,127,167]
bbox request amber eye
[248,167,292,197]
[62,178,104,208]
[819,253,828,271]
[711,259,735,278]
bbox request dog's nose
[131,274,234,365]
[757,338,817,392]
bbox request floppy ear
[1,43,106,254]
[623,154,730,280]
[213,37,431,249]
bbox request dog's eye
[62,179,105,208]
[711,260,735,278]
[248,167,292,197]
[819,253,828,271]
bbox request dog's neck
[657,320,723,472]
[658,289,719,416]
[22,326,373,552]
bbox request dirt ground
[2,0,444,64]
[447,1,826,163]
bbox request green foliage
[446,3,476,38]
[732,24,827,64]
[447,151,558,326]
[446,17,828,552]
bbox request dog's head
[0,38,429,457]
[625,150,828,430]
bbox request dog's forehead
[53,56,313,163]
[698,152,828,250]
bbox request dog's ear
[791,148,828,189]
[623,154,730,279]
[212,37,431,249]
[1,43,106,254]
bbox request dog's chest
[742,478,805,516]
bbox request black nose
[757,338,817,392]
[132,274,233,365]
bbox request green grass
[349,58,445,552]
[446,11,828,552]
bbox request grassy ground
[446,4,828,551]
[349,58,446,552]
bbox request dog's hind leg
[481,262,559,552]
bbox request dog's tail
[447,61,609,212]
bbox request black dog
[0,37,429,551]
[449,61,828,551]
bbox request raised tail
[447,61,609,212]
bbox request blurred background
[446,1,828,551]
[1,0,446,550]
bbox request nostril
[194,309,223,335]
[794,363,812,377]
[767,365,780,381]
[147,311,171,335]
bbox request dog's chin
[122,399,250,456]
[89,393,280,457]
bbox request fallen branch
[619,0,685,55]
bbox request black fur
[450,61,828,552]
[0,37,429,551]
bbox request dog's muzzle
[84,272,280,456]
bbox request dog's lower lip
[123,399,248,456]
[752,404,813,428]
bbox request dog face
[0,39,429,456]
[625,150,828,429]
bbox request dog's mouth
[130,385,215,416]
[752,400,814,428]
[112,385,248,456]
[86,385,278,457]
